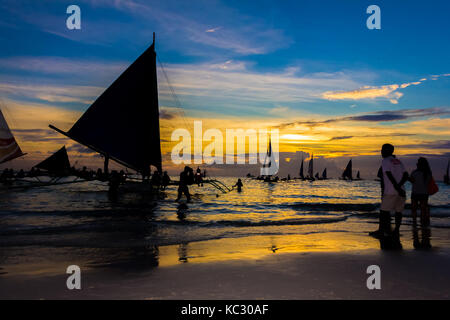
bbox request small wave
[207,216,348,227]
[287,202,379,212]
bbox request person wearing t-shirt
[371,144,408,237]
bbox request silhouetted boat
[49,33,229,194]
[355,170,362,180]
[6,146,87,190]
[322,168,327,180]
[307,154,315,181]
[341,159,353,180]
[33,146,71,176]
[51,34,162,181]
[261,137,279,182]
[298,156,305,180]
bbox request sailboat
[444,160,449,185]
[0,108,25,165]
[51,33,161,181]
[33,146,71,176]
[355,170,361,180]
[298,156,305,180]
[260,137,279,182]
[307,153,315,181]
[341,159,353,180]
[49,34,230,194]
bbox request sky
[0,0,449,178]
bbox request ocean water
[1,177,450,276]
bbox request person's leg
[176,187,182,201]
[184,186,191,202]
[394,211,402,233]
[420,198,430,227]
[381,210,392,234]
[393,195,406,234]
[371,195,392,236]
[411,198,418,223]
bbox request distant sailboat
[0,108,25,164]
[299,156,304,179]
[356,170,361,180]
[261,137,278,182]
[315,172,320,180]
[445,160,449,185]
[50,33,162,178]
[33,146,71,176]
[307,154,314,180]
[48,34,233,195]
[322,168,327,180]
[342,159,352,180]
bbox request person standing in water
[176,166,191,202]
[409,157,432,226]
[233,178,243,192]
[371,144,408,237]
[162,171,171,190]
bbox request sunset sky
[0,0,449,178]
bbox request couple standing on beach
[371,143,437,238]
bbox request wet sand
[1,229,450,300]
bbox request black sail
[299,158,304,178]
[322,168,327,179]
[34,146,70,174]
[52,36,162,173]
[342,159,352,180]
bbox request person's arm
[377,166,384,195]
[386,171,406,197]
[398,172,409,187]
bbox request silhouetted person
[96,168,104,181]
[0,169,8,183]
[176,166,191,202]
[151,170,161,189]
[108,170,121,200]
[371,144,408,238]
[162,171,170,190]
[187,166,194,185]
[233,178,243,192]
[16,169,25,178]
[409,157,432,227]
[119,170,126,183]
[142,166,150,182]
[195,167,203,186]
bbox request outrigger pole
[49,125,139,174]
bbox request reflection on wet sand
[413,222,432,250]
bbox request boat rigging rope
[157,56,193,133]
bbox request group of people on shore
[371,143,437,240]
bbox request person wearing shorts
[371,144,408,237]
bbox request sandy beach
[2,227,450,300]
